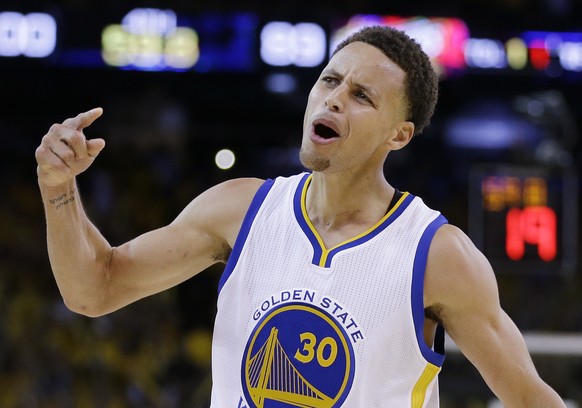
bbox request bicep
[98,220,222,315]
[112,222,223,291]
[102,177,264,313]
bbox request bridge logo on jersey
[241,302,355,407]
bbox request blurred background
[1,0,582,406]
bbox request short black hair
[333,25,438,135]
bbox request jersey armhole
[411,214,448,366]
[217,178,275,295]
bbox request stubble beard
[299,148,330,172]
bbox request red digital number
[506,206,557,262]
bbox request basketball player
[36,26,566,407]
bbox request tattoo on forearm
[49,190,76,210]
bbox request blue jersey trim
[411,214,448,367]
[292,173,323,265]
[217,178,275,295]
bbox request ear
[388,121,415,150]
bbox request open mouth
[314,123,339,139]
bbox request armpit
[425,304,445,325]
[213,241,232,263]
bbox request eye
[321,76,339,87]
[354,91,371,102]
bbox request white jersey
[211,173,447,408]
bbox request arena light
[464,38,506,69]
[505,38,528,70]
[529,39,551,70]
[330,15,470,75]
[264,73,298,94]
[0,11,57,58]
[215,149,236,170]
[559,42,582,71]
[522,31,582,72]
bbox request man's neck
[304,170,395,245]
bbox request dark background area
[1,0,581,406]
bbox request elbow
[56,257,116,318]
[62,295,110,318]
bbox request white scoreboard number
[260,21,326,67]
[0,12,57,58]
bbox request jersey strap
[411,214,448,366]
[218,178,275,294]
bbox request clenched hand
[36,108,106,187]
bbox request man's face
[300,41,412,173]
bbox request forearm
[40,179,112,315]
[502,380,566,408]
[469,323,566,408]
[463,315,567,408]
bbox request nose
[325,85,346,112]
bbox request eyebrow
[322,68,379,101]
[321,68,342,80]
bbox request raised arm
[36,108,263,317]
[424,224,566,407]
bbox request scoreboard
[469,165,578,275]
[4,7,582,79]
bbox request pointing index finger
[62,107,103,131]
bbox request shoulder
[427,224,484,267]
[205,177,267,201]
[182,177,266,214]
[173,177,266,247]
[424,224,500,325]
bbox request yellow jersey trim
[299,174,410,267]
[411,363,441,408]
